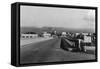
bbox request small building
[21,33,38,39]
[82,33,88,36]
[43,32,51,38]
[83,35,92,43]
[61,32,67,37]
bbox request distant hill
[20,27,95,34]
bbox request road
[20,38,95,64]
[20,37,53,46]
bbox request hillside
[20,27,95,34]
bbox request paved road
[20,38,95,64]
[20,37,53,46]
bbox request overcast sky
[20,6,95,32]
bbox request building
[83,35,92,43]
[43,32,51,38]
[61,32,67,37]
[82,33,88,36]
[21,33,38,39]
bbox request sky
[20,5,95,32]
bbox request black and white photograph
[19,4,97,64]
